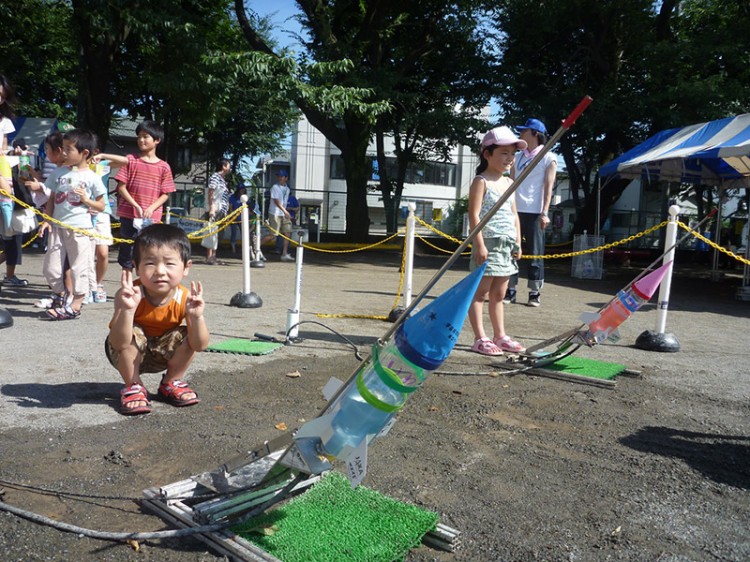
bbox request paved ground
[0,245,749,561]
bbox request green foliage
[493,0,750,233]
[0,0,77,120]
[3,0,297,170]
[444,195,470,238]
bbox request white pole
[403,202,416,307]
[655,205,679,333]
[240,195,251,294]
[254,191,263,259]
[165,206,171,224]
[286,229,305,338]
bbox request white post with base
[229,195,262,308]
[635,204,680,352]
[286,228,307,339]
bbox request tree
[0,0,77,121]
[372,2,495,233]
[493,0,750,234]
[235,0,494,241]
[235,0,401,241]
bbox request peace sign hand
[186,281,205,320]
[115,269,142,311]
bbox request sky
[245,0,305,51]
[239,1,304,171]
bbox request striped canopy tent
[599,113,750,188]
[599,113,750,295]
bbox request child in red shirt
[100,120,175,271]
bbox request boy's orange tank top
[133,281,188,337]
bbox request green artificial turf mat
[232,472,439,562]
[544,355,626,380]
[205,338,282,355]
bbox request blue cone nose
[396,264,487,370]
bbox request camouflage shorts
[105,325,188,374]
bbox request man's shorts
[105,325,188,373]
[268,214,292,236]
[92,213,113,246]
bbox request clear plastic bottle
[18,153,32,180]
[321,333,428,458]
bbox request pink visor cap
[480,126,527,151]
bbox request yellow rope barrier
[414,215,671,260]
[0,187,243,245]
[267,222,405,254]
[523,221,670,259]
[678,221,750,265]
[5,185,747,267]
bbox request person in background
[38,129,106,320]
[505,118,557,308]
[276,190,299,255]
[228,183,247,254]
[25,131,75,308]
[0,75,29,287]
[205,158,231,264]
[98,120,175,272]
[261,169,294,262]
[88,139,113,303]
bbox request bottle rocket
[291,264,487,484]
[579,261,671,345]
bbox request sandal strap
[46,304,80,320]
[121,384,147,397]
[495,336,525,352]
[472,337,503,355]
[159,380,193,397]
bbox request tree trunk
[72,0,118,147]
[376,126,396,233]
[342,124,372,242]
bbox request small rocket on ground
[577,261,672,346]
[283,264,487,487]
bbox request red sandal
[120,384,152,416]
[158,380,200,407]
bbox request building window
[330,155,456,186]
[329,155,347,179]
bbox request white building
[283,116,481,235]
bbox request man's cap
[276,169,289,177]
[517,118,547,135]
[480,126,527,151]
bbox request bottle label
[616,290,640,313]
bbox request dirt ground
[0,248,749,561]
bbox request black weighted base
[635,330,680,352]
[0,308,13,329]
[387,306,405,323]
[387,306,419,323]
[250,260,266,269]
[230,292,263,308]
